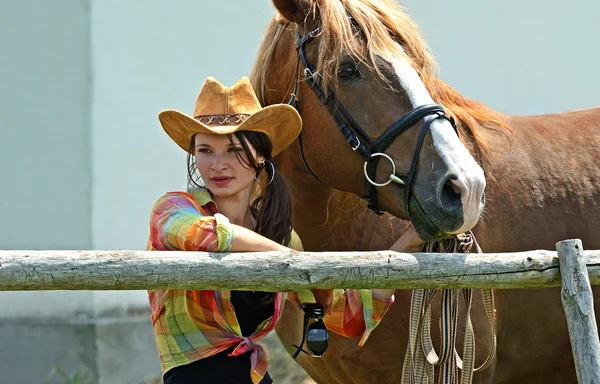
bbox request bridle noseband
[288,27,458,216]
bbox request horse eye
[338,63,360,79]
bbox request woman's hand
[286,291,302,311]
[373,224,425,300]
[389,224,425,253]
[310,289,333,315]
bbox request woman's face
[194,133,263,199]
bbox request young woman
[147,76,425,384]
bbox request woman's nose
[210,153,228,170]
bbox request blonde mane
[250,0,509,161]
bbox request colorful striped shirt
[147,187,395,383]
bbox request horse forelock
[250,0,511,164]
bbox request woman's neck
[212,188,254,229]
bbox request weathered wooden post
[556,239,600,383]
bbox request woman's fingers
[390,224,425,253]
[287,289,334,315]
[311,289,333,315]
[286,291,302,311]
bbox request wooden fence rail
[1,240,599,383]
[1,247,599,291]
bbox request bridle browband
[288,27,458,216]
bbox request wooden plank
[0,249,600,291]
[556,239,600,383]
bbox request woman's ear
[272,0,312,24]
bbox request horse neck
[277,144,409,252]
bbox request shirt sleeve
[324,289,394,346]
[296,288,393,346]
[287,229,304,251]
[149,192,233,252]
[291,229,394,346]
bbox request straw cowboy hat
[158,77,302,156]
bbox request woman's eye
[339,63,360,79]
[198,148,211,154]
[228,147,243,153]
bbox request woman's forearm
[228,224,289,252]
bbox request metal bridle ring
[363,152,396,187]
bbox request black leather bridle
[288,27,458,216]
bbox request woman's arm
[150,192,288,253]
[228,223,288,252]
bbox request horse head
[253,0,486,241]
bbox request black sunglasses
[292,302,329,358]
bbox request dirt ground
[262,332,316,384]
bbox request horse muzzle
[409,171,486,242]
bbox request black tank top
[163,291,275,384]
[230,290,275,336]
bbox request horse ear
[272,0,311,24]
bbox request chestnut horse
[250,0,600,382]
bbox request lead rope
[400,232,497,384]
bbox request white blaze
[391,52,485,233]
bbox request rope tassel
[401,232,497,384]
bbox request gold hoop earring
[264,160,275,186]
[255,160,275,185]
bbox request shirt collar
[187,186,259,222]
[186,186,214,206]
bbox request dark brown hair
[187,131,293,246]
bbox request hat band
[195,113,251,127]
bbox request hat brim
[158,104,302,156]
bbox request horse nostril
[439,175,462,212]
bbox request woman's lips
[210,177,233,187]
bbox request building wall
[0,0,95,318]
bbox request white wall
[405,0,600,114]
[0,2,92,249]
[0,0,95,318]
